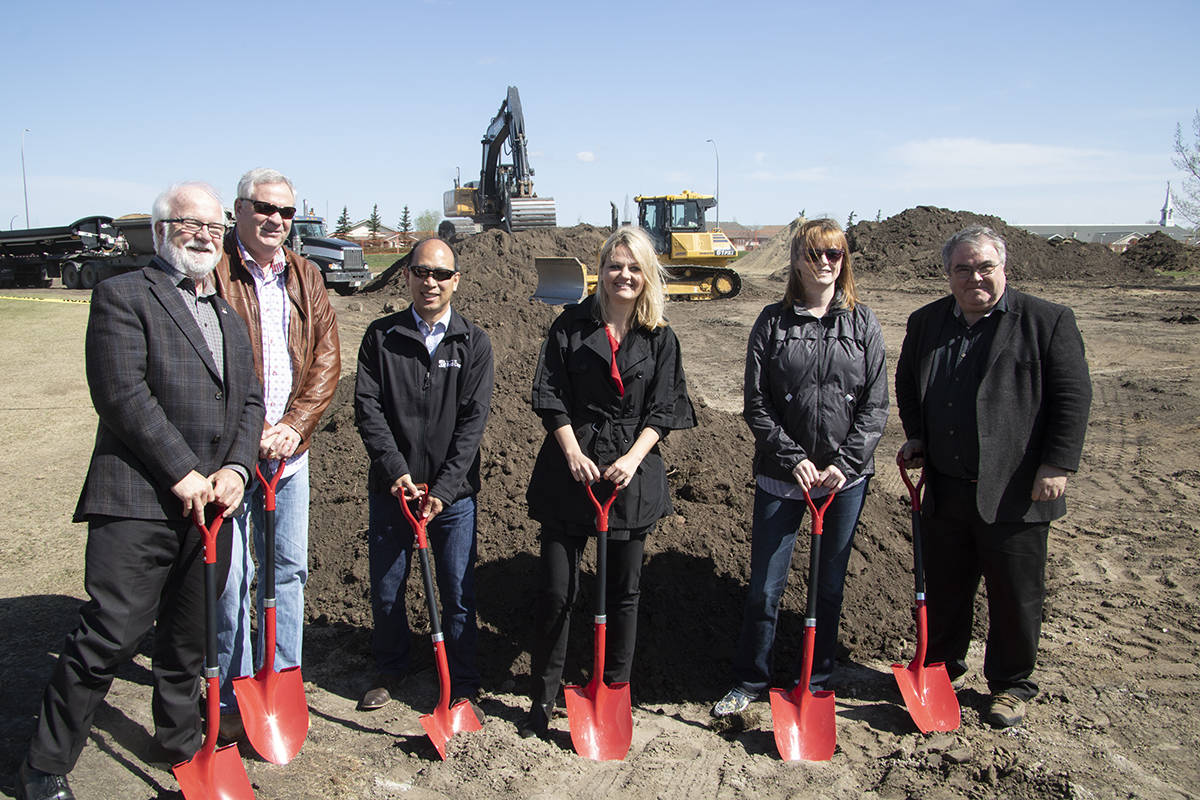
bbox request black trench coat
[527,296,696,533]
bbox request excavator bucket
[534,257,592,305]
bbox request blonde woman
[520,226,696,738]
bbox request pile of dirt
[729,218,803,278]
[1121,230,1200,272]
[847,206,1137,281]
[305,224,917,704]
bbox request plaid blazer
[74,260,264,522]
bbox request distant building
[1020,184,1196,252]
[716,222,787,251]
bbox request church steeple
[1161,183,1175,227]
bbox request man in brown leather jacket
[213,167,340,740]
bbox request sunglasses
[807,248,844,263]
[241,198,297,219]
[410,265,458,282]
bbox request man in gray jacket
[896,224,1091,728]
[16,183,263,800]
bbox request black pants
[922,476,1048,701]
[27,515,232,774]
[528,523,646,710]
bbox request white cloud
[890,137,1158,188]
[576,151,596,163]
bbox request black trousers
[27,515,232,774]
[922,476,1049,701]
[528,523,647,710]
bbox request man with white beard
[15,183,264,800]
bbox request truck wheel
[80,262,100,290]
[61,262,82,290]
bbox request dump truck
[439,86,557,239]
[288,212,371,295]
[534,191,742,303]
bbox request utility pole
[705,138,719,229]
[21,128,31,228]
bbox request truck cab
[288,215,371,295]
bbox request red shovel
[769,487,837,762]
[174,507,255,800]
[233,458,309,764]
[398,485,482,760]
[892,455,961,732]
[564,480,632,761]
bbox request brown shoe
[217,713,245,744]
[358,672,406,711]
[986,692,1026,728]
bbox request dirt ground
[1,222,1198,799]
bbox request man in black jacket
[353,237,493,711]
[17,183,263,800]
[896,225,1091,729]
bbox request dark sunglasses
[410,265,458,281]
[807,248,844,263]
[241,198,297,219]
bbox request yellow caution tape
[0,294,91,305]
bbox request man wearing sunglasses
[353,237,494,712]
[212,167,340,742]
[896,225,1091,729]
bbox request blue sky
[3,0,1197,231]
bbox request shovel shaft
[192,509,225,758]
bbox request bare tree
[1172,110,1200,226]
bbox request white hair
[151,182,223,248]
[236,167,295,201]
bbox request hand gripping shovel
[398,485,482,760]
[233,458,309,764]
[769,488,838,762]
[891,455,961,733]
[564,480,633,761]
[174,507,255,800]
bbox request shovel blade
[420,699,484,760]
[891,660,960,733]
[564,680,632,761]
[769,686,836,761]
[233,665,310,764]
[173,741,254,800]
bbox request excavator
[439,86,557,239]
[534,191,742,303]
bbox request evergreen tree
[334,206,351,237]
[398,206,413,236]
[367,204,382,241]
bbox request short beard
[159,238,220,281]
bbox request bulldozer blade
[534,257,590,305]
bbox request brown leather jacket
[215,234,341,455]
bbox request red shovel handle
[191,506,226,565]
[582,479,621,534]
[397,483,432,549]
[895,451,925,513]
[255,457,286,512]
[801,487,836,537]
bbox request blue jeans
[368,492,480,698]
[732,479,869,695]
[217,461,309,710]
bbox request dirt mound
[306,224,918,702]
[730,218,802,278]
[1121,230,1200,272]
[848,206,1136,281]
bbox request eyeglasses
[162,218,227,238]
[240,198,297,219]
[952,263,999,279]
[410,265,458,282]
[807,248,844,263]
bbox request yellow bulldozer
[534,191,742,304]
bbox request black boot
[17,761,75,800]
[517,702,553,739]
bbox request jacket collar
[146,257,223,383]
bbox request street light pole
[9,214,18,230]
[21,128,31,228]
[705,138,719,229]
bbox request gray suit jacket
[895,288,1092,524]
[74,260,264,522]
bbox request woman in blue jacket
[713,218,888,717]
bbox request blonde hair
[785,218,858,309]
[594,225,668,329]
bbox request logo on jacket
[438,358,462,369]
